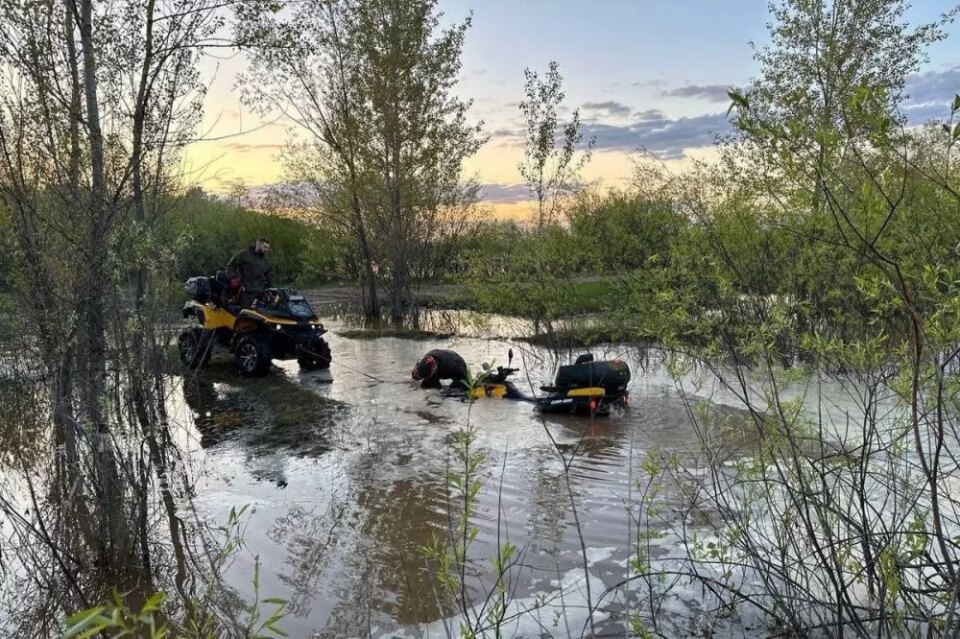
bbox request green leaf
[952,94,960,114]
[726,89,748,117]
[141,592,165,614]
[262,597,287,606]
[61,608,107,639]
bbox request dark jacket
[227,247,273,293]
[415,349,468,389]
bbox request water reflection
[336,475,451,627]
[0,384,257,638]
[267,501,346,618]
[3,301,772,637]
[324,303,537,340]
[0,378,48,468]
[180,362,345,458]
[3,295,925,638]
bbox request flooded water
[2,308,942,638]
[162,310,767,638]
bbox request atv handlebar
[477,366,519,384]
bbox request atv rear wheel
[235,335,272,377]
[298,337,331,371]
[179,328,212,369]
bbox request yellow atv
[470,350,631,417]
[178,274,331,377]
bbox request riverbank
[303,277,622,316]
[302,278,651,346]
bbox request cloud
[634,109,666,121]
[631,78,669,89]
[904,65,960,104]
[488,108,730,160]
[481,183,530,204]
[662,84,731,103]
[220,142,284,153]
[488,127,523,147]
[902,65,960,124]
[581,101,633,117]
[580,112,732,159]
[489,127,521,139]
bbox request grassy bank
[416,278,621,317]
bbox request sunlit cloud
[220,142,285,153]
[480,183,530,203]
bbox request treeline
[466,131,960,356]
[163,188,345,286]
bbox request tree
[666,2,960,634]
[733,0,959,189]
[227,178,248,209]
[474,61,594,334]
[240,0,482,320]
[0,0,222,623]
[238,0,381,315]
[518,61,594,229]
[348,0,482,320]
[723,0,960,337]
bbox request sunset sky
[184,0,960,217]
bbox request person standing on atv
[227,238,273,307]
[412,349,469,390]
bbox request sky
[183,0,960,217]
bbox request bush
[161,189,347,287]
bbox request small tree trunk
[65,4,82,202]
[352,191,379,317]
[390,259,405,321]
[74,0,123,568]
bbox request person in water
[412,349,469,390]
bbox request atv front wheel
[298,337,331,371]
[235,335,272,377]
[179,328,212,369]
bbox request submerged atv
[471,350,630,416]
[178,273,331,377]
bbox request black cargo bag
[554,358,631,395]
[184,276,212,302]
